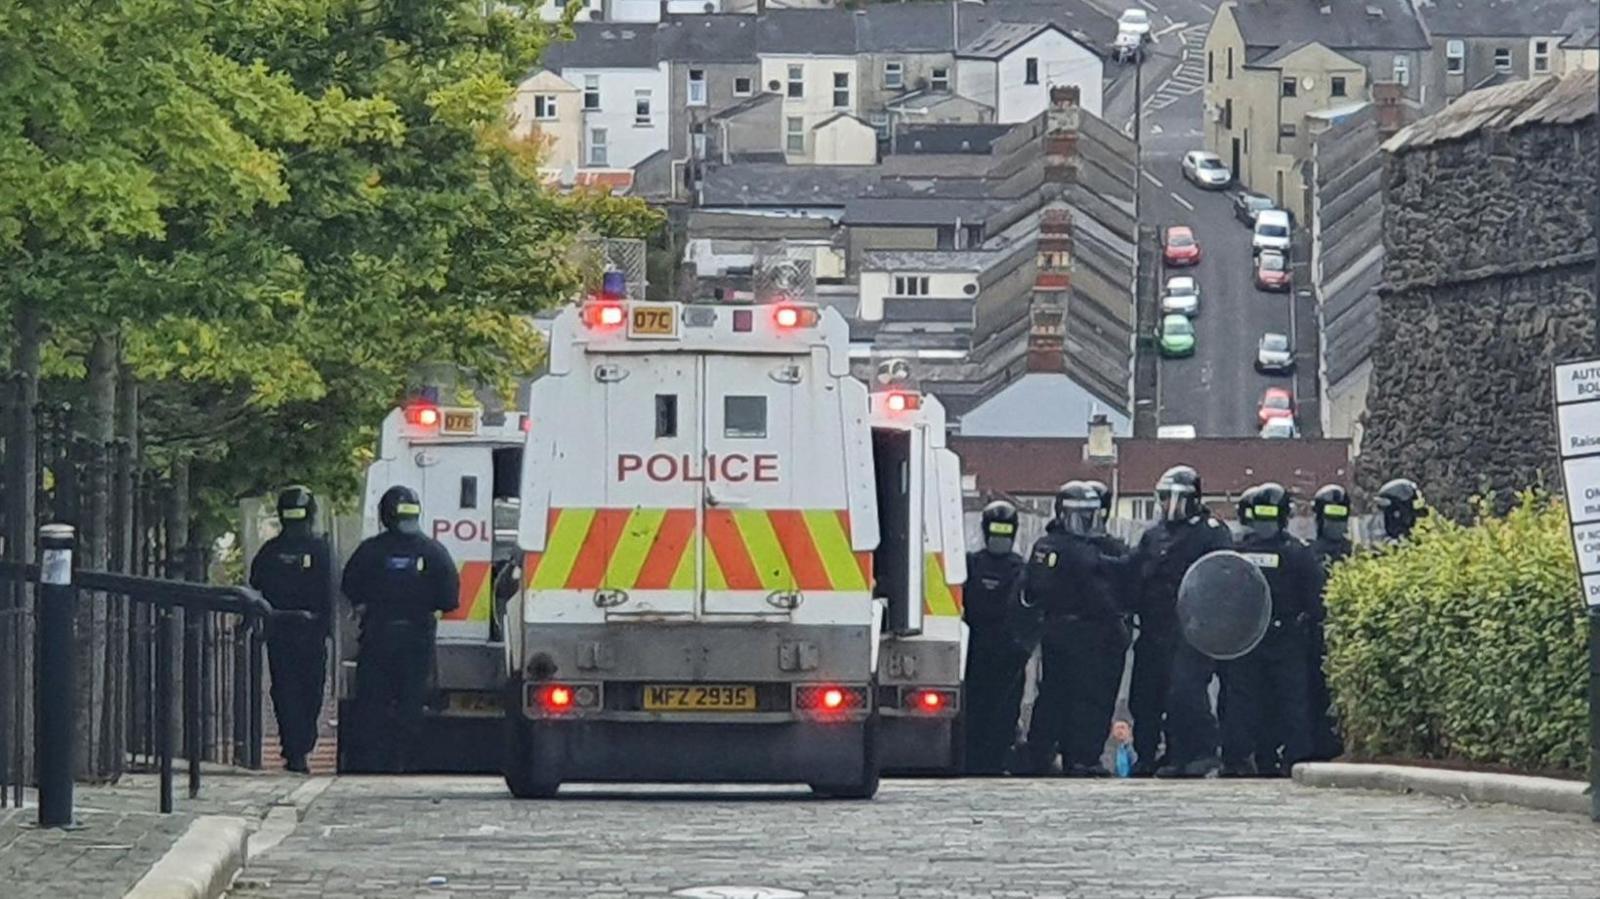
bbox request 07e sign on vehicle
[617,453,780,483]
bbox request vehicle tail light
[884,391,922,413]
[583,302,626,329]
[520,415,532,433]
[906,688,957,713]
[773,305,821,329]
[405,404,441,428]
[529,682,600,714]
[794,684,867,713]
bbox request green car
[1158,313,1196,358]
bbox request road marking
[1163,14,1174,26]
[1143,170,1165,188]
[1171,192,1195,211]
[1150,123,1164,134]
[1139,0,1158,10]
[1154,21,1188,37]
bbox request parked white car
[1260,417,1300,439]
[1118,8,1152,40]
[1181,151,1232,189]
[1161,275,1200,317]
[1252,209,1292,255]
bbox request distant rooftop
[843,196,1010,226]
[540,24,660,70]
[699,163,880,207]
[958,22,1056,59]
[890,123,1015,155]
[1229,0,1429,51]
[1384,70,1598,153]
[1417,0,1597,39]
[861,249,995,273]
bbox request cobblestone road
[234,777,1600,899]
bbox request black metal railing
[0,524,306,823]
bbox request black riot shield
[1176,550,1272,660]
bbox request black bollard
[36,524,76,828]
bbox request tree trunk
[76,333,117,781]
[3,299,40,798]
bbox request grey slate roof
[958,22,1056,59]
[1563,26,1600,48]
[891,123,1015,154]
[1416,0,1597,38]
[853,4,956,52]
[861,249,993,272]
[540,24,661,70]
[755,8,858,54]
[658,15,760,63]
[1230,0,1429,51]
[1247,40,1318,68]
[699,163,881,206]
[1384,70,1597,152]
[842,197,1010,226]
[957,0,1117,55]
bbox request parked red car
[1163,225,1201,267]
[1257,387,1296,425]
[1255,249,1291,291]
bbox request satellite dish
[1302,76,1315,91]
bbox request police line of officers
[962,469,1427,778]
[248,472,1426,778]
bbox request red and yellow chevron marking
[923,552,963,617]
[523,507,872,593]
[442,560,494,622]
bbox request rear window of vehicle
[1257,224,1289,238]
[1265,393,1290,409]
[1197,158,1224,170]
[1262,334,1289,351]
[1168,231,1195,246]
[1260,254,1286,271]
[724,396,767,438]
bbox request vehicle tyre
[502,687,560,799]
[811,714,881,800]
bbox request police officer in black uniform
[1222,483,1323,777]
[341,486,460,771]
[1374,478,1427,541]
[962,500,1034,774]
[250,486,333,774]
[1129,466,1232,776]
[1304,484,1353,760]
[1023,481,1134,776]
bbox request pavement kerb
[282,776,335,820]
[1293,761,1591,816]
[124,814,249,899]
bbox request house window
[785,116,805,154]
[688,69,707,106]
[869,111,889,136]
[533,94,558,120]
[1224,98,1233,129]
[787,64,804,98]
[691,122,707,159]
[634,89,652,126]
[734,76,753,96]
[1281,77,1297,97]
[893,275,930,297]
[1494,47,1512,72]
[1243,127,1249,153]
[1533,40,1551,73]
[583,75,600,110]
[588,127,608,165]
[1393,55,1410,86]
[1280,122,1297,138]
[930,66,949,91]
[1330,76,1346,97]
[1227,47,1234,78]
[1446,40,1465,74]
[833,71,850,109]
[1024,57,1040,85]
[1208,51,1214,83]
[884,61,904,89]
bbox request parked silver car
[1255,332,1294,374]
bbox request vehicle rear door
[414,442,497,641]
[594,353,703,619]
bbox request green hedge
[1324,494,1588,776]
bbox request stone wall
[1355,74,1599,519]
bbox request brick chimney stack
[1027,299,1067,373]
[1372,81,1406,137]
[1044,85,1082,185]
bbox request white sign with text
[1553,358,1600,605]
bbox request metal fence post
[155,606,175,814]
[36,524,76,828]
[248,622,265,770]
[184,609,202,798]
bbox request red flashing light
[821,688,845,710]
[773,305,820,329]
[520,415,532,433]
[918,690,943,710]
[885,392,921,413]
[406,405,441,428]
[544,686,574,709]
[583,302,626,329]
